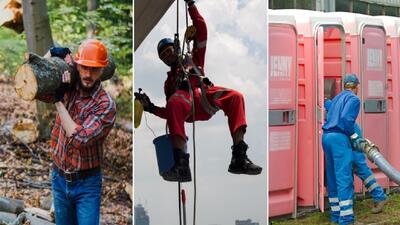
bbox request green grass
[271,193,400,225]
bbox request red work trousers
[166,86,247,141]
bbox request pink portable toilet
[376,16,400,188]
[272,10,346,212]
[268,11,298,218]
[331,12,389,192]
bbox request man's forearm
[55,102,78,137]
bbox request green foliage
[0,29,26,76]
[271,193,400,225]
[47,0,132,77]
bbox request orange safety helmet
[75,39,108,68]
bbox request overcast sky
[134,1,267,224]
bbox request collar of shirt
[74,80,102,99]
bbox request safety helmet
[157,38,174,56]
[75,39,108,68]
[343,74,359,88]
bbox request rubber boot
[162,149,192,182]
[228,141,262,175]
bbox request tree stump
[14,53,116,102]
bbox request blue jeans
[52,169,102,225]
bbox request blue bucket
[153,135,175,175]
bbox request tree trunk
[0,0,23,33]
[86,0,98,38]
[14,53,116,101]
[22,0,54,139]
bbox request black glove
[50,47,71,59]
[350,133,367,152]
[184,0,195,6]
[134,92,155,113]
[54,82,69,103]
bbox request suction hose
[360,139,400,185]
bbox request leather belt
[52,164,101,183]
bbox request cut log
[14,53,74,102]
[24,207,53,222]
[11,118,38,144]
[13,212,55,225]
[14,53,116,102]
[0,197,24,214]
[0,0,23,33]
[0,212,17,223]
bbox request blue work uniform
[322,90,360,225]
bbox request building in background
[134,204,150,225]
[235,219,260,225]
[269,0,400,16]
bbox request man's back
[322,90,360,136]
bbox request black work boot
[228,141,262,175]
[162,149,192,182]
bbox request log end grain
[14,64,38,101]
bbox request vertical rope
[178,182,182,225]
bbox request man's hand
[134,92,155,113]
[350,133,367,152]
[184,0,195,6]
[54,71,71,103]
[50,47,74,66]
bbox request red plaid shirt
[51,82,116,172]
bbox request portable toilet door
[333,12,389,192]
[315,23,346,212]
[268,12,298,218]
[377,16,400,188]
[273,10,346,212]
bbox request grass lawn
[271,193,400,225]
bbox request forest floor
[0,76,132,224]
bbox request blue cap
[343,74,359,87]
[157,38,174,55]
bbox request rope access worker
[324,100,388,219]
[136,0,262,182]
[322,74,366,225]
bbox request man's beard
[79,78,100,93]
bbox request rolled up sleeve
[68,100,116,148]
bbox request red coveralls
[153,5,246,141]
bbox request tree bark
[14,53,74,102]
[86,0,98,38]
[14,53,116,101]
[22,0,54,139]
[0,0,23,33]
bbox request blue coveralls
[324,100,387,206]
[322,90,360,224]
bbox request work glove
[50,47,71,59]
[350,133,367,152]
[184,0,195,6]
[54,82,68,103]
[134,91,155,113]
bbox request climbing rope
[174,1,197,225]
